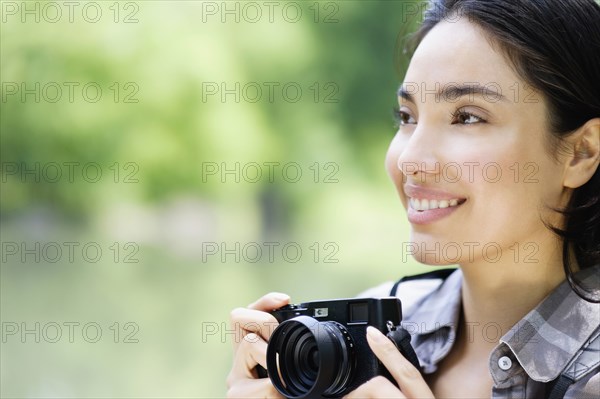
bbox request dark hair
[407,0,600,302]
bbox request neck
[458,234,566,350]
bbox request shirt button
[498,356,512,371]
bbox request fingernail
[367,326,386,343]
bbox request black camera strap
[383,270,457,375]
[385,324,421,371]
[389,268,456,297]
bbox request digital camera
[264,297,419,399]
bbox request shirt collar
[499,265,600,382]
[400,266,600,380]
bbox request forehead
[404,18,522,91]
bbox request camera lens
[266,316,355,399]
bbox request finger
[230,308,280,350]
[227,378,282,399]
[248,292,291,310]
[230,292,290,351]
[228,333,268,382]
[343,376,405,399]
[366,327,434,399]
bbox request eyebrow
[397,83,508,103]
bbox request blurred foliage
[1,1,429,397]
[1,1,421,218]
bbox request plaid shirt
[360,267,600,398]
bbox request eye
[393,107,417,127]
[451,109,487,125]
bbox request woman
[226,0,600,397]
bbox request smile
[409,198,466,211]
[403,184,468,224]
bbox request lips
[404,184,467,224]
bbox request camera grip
[386,327,421,371]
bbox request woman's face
[386,19,569,265]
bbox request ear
[563,118,600,189]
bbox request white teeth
[410,197,462,211]
[410,198,420,210]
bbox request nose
[394,123,440,182]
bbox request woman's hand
[226,292,290,398]
[344,326,435,399]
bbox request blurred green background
[1,1,431,397]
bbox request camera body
[265,297,406,399]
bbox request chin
[412,253,457,266]
[403,234,462,265]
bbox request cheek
[464,145,563,232]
